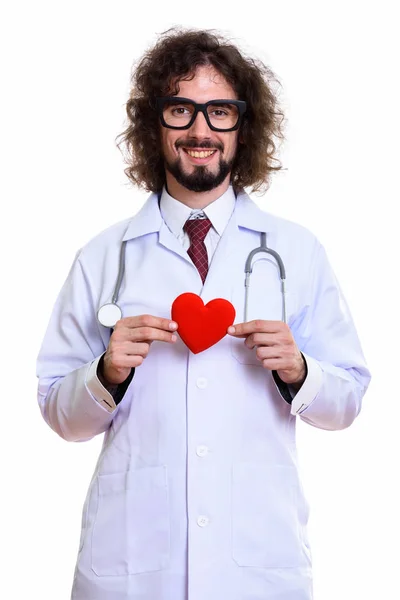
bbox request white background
[1,1,399,598]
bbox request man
[37,28,370,600]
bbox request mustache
[175,139,224,152]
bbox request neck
[165,173,231,209]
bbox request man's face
[160,66,240,193]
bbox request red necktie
[183,217,212,283]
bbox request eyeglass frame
[156,96,247,132]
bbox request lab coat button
[196,445,209,457]
[196,377,208,389]
[197,516,209,527]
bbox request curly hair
[117,27,285,194]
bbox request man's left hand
[227,320,306,389]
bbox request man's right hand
[100,315,178,385]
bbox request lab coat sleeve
[285,241,371,430]
[36,252,121,442]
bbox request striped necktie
[183,217,212,283]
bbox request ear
[238,127,245,145]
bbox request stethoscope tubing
[98,233,287,327]
[244,233,287,324]
[112,240,127,304]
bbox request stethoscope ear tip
[97,303,122,328]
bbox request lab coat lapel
[122,192,193,266]
[233,191,272,234]
[123,191,273,293]
[202,191,272,300]
[158,221,193,265]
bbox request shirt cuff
[289,353,323,415]
[272,352,323,416]
[86,355,118,413]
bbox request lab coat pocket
[231,464,309,568]
[91,466,170,576]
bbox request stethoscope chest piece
[97,303,122,328]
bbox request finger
[106,354,145,369]
[112,326,177,344]
[106,343,151,367]
[260,358,285,371]
[255,346,282,361]
[244,333,280,349]
[117,314,178,332]
[125,342,151,358]
[109,340,149,355]
[130,326,178,344]
[227,320,284,338]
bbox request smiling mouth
[183,148,217,158]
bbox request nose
[188,109,212,139]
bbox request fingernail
[171,334,177,342]
[169,322,178,330]
[228,326,235,334]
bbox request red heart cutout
[171,293,236,354]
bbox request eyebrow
[165,97,238,104]
[208,102,236,108]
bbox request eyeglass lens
[162,101,239,129]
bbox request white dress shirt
[159,185,236,262]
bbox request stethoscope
[97,240,128,328]
[97,232,287,328]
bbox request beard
[165,153,234,193]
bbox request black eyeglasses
[156,97,247,132]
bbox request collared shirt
[159,185,236,260]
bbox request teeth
[186,150,215,158]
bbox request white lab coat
[37,191,370,600]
